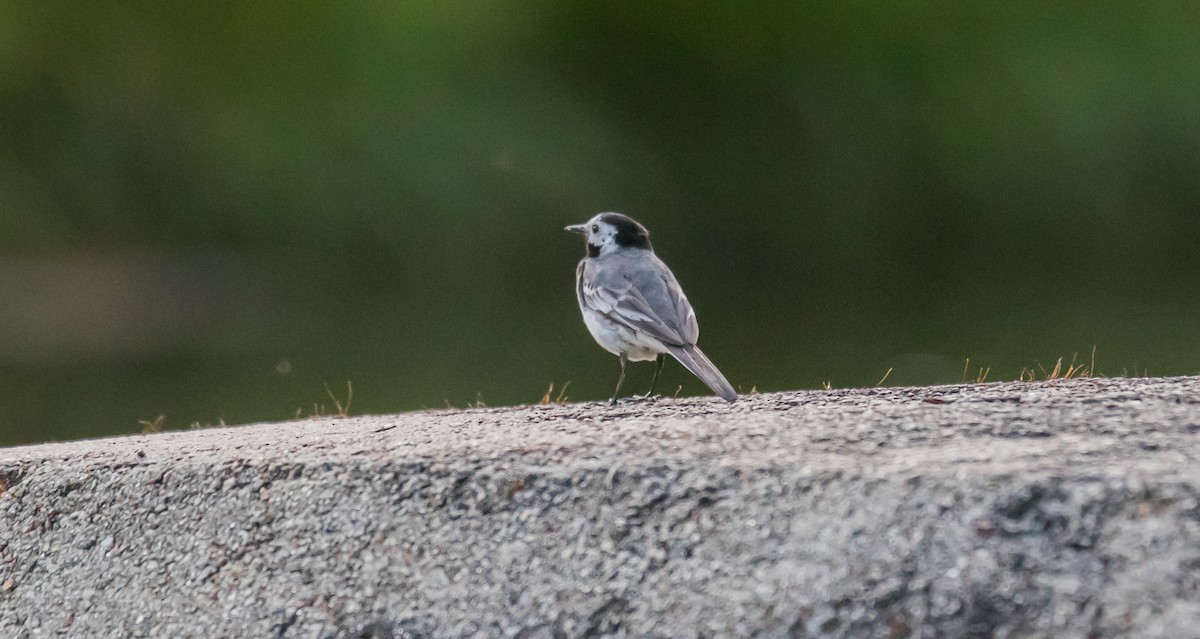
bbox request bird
[565,212,737,405]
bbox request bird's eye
[591,225,599,232]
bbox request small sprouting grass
[446,392,488,409]
[326,381,353,416]
[296,380,354,418]
[961,358,991,383]
[138,414,165,434]
[1019,346,1096,382]
[139,415,226,434]
[825,346,1106,392]
[539,382,572,404]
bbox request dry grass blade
[139,414,166,434]
[961,358,990,384]
[1022,347,1098,382]
[539,382,572,404]
[324,381,353,418]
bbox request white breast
[580,306,665,362]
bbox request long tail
[666,344,737,402]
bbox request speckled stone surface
[1,377,1199,638]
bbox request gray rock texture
[1,376,1199,638]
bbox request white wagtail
[565,212,737,404]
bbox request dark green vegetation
[1,2,1198,444]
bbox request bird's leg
[639,353,666,399]
[609,354,629,405]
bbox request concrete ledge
[2,377,1199,638]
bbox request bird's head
[565,212,652,257]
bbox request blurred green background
[2,1,1198,446]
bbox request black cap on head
[600,213,652,250]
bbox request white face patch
[583,214,622,257]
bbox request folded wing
[580,254,699,347]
